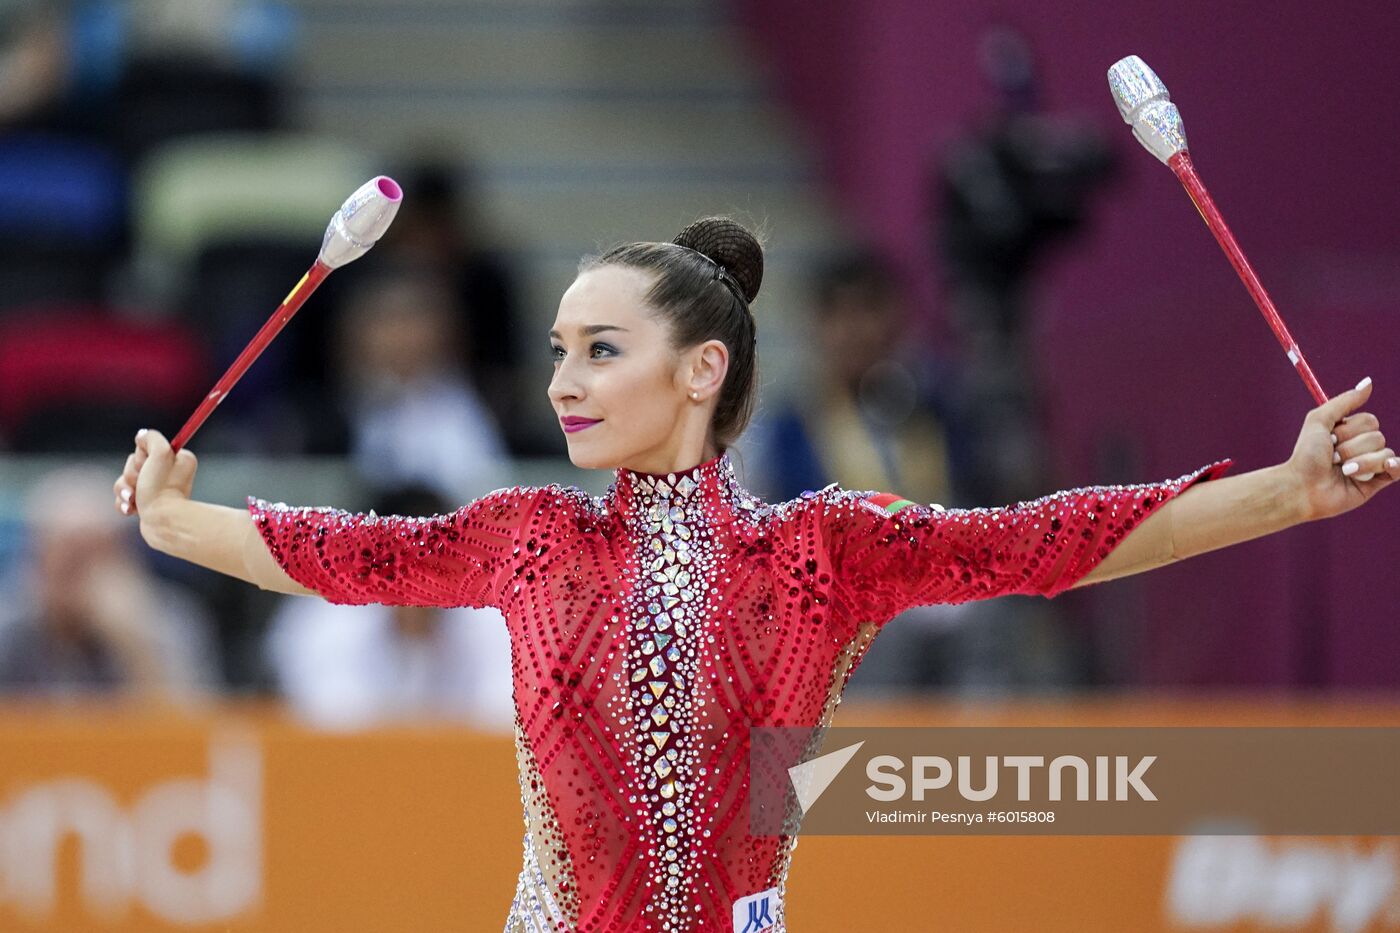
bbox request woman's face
[548,265,721,473]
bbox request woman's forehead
[552,266,656,332]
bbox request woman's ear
[686,339,729,400]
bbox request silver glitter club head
[1108,55,1189,165]
[318,175,403,269]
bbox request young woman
[114,217,1396,932]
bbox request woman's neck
[621,440,722,477]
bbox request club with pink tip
[132,177,404,507]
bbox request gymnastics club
[1106,57,1371,480]
[167,176,403,454]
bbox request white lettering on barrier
[1166,836,1400,933]
[0,733,262,924]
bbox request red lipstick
[561,416,602,433]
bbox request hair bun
[673,217,764,304]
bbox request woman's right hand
[113,429,199,532]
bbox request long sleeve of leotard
[820,459,1234,625]
[246,485,543,609]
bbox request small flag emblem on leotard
[865,492,916,515]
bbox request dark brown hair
[580,217,764,451]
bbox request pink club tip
[376,176,403,201]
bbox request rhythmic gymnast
[113,217,1396,931]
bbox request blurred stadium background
[0,0,1396,929]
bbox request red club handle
[168,260,333,453]
[1168,151,1327,406]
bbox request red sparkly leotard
[248,451,1232,932]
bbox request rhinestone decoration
[620,466,715,929]
[248,452,1234,931]
[1107,54,1169,122]
[1106,56,1187,162]
[1132,99,1189,161]
[505,719,579,930]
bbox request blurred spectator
[0,465,220,700]
[933,24,1116,506]
[0,3,65,128]
[745,249,1086,697]
[746,249,988,694]
[752,248,968,505]
[264,483,515,732]
[0,0,295,156]
[315,268,511,503]
[367,155,539,454]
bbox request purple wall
[738,0,1400,687]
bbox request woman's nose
[548,363,582,403]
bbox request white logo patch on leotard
[733,885,780,931]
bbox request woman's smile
[561,416,603,433]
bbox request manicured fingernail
[1342,461,1359,476]
[120,501,130,513]
[1355,376,1372,391]
[120,488,131,502]
[1330,433,1338,445]
[1388,458,1399,470]
[136,428,148,440]
[1333,451,1341,464]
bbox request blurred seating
[181,237,320,440]
[0,1,297,149]
[0,133,126,315]
[111,58,285,161]
[102,0,296,163]
[132,133,371,267]
[124,134,372,451]
[0,306,210,453]
[0,133,126,242]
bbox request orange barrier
[0,698,1395,932]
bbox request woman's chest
[500,529,848,741]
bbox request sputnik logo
[786,741,865,815]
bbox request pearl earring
[690,391,699,400]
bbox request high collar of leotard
[609,451,749,528]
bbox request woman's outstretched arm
[150,499,317,597]
[1068,462,1300,588]
[819,378,1395,628]
[113,429,317,595]
[116,428,539,608]
[1074,376,1397,589]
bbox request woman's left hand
[1287,377,1400,522]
